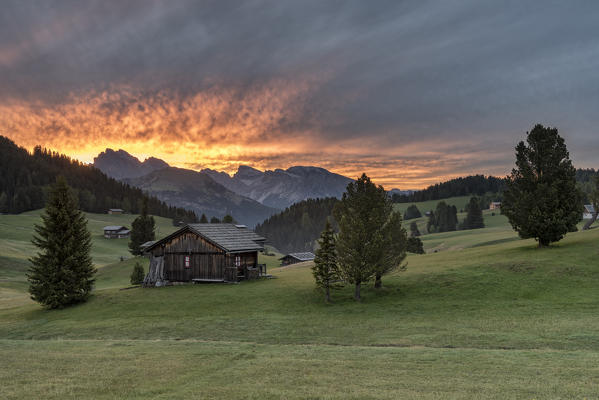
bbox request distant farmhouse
[143,224,266,286]
[280,252,315,266]
[103,225,130,239]
[107,208,124,215]
[489,202,501,210]
[583,204,596,219]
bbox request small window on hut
[184,255,190,268]
[235,256,241,267]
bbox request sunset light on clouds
[1,1,598,188]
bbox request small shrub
[130,262,145,285]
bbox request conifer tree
[406,237,425,254]
[130,262,145,285]
[312,220,339,302]
[462,196,485,229]
[410,221,421,237]
[222,214,234,223]
[334,174,407,300]
[502,124,582,246]
[28,177,95,309]
[200,213,208,223]
[373,211,407,288]
[129,199,156,255]
[210,216,221,223]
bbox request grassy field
[1,209,599,398]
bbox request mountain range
[93,149,356,226]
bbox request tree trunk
[354,281,361,301]
[583,212,598,230]
[325,285,331,303]
[374,273,382,289]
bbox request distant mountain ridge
[93,148,355,215]
[202,165,353,209]
[93,149,169,180]
[123,167,277,227]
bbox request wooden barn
[279,252,315,266]
[103,225,130,239]
[143,224,266,286]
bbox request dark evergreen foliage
[27,177,95,309]
[200,214,208,223]
[403,204,422,220]
[255,198,339,254]
[0,136,197,222]
[406,237,425,254]
[409,221,421,237]
[130,262,145,285]
[129,199,156,255]
[210,216,221,223]
[392,175,506,203]
[334,174,407,299]
[462,196,485,230]
[502,124,582,247]
[426,201,457,233]
[222,215,234,223]
[582,175,599,230]
[312,220,340,302]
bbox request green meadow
[1,209,599,399]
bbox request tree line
[392,175,506,203]
[255,197,339,254]
[0,136,197,222]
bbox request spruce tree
[373,211,407,288]
[403,204,422,220]
[130,262,145,285]
[28,176,95,309]
[407,237,425,254]
[312,220,339,302]
[410,221,421,237]
[222,214,234,223]
[334,174,407,300]
[462,196,485,229]
[129,199,156,255]
[210,216,221,223]
[200,213,208,223]
[502,124,582,247]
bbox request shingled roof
[145,223,265,253]
[280,252,315,261]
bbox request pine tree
[403,204,422,220]
[410,221,421,237]
[334,173,407,300]
[462,196,485,229]
[373,211,407,288]
[200,213,208,223]
[502,124,582,247]
[222,214,234,223]
[406,237,425,254]
[129,199,156,255]
[210,216,221,223]
[27,177,95,309]
[130,262,145,285]
[312,220,339,302]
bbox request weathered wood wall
[148,231,259,282]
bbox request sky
[1,1,598,189]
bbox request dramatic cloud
[1,1,598,188]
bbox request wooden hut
[279,252,315,266]
[103,225,130,239]
[108,208,124,214]
[143,224,266,286]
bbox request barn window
[184,255,190,268]
[235,256,241,267]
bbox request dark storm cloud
[1,0,598,187]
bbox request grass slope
[1,209,599,398]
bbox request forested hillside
[0,136,197,222]
[255,197,338,253]
[392,175,506,203]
